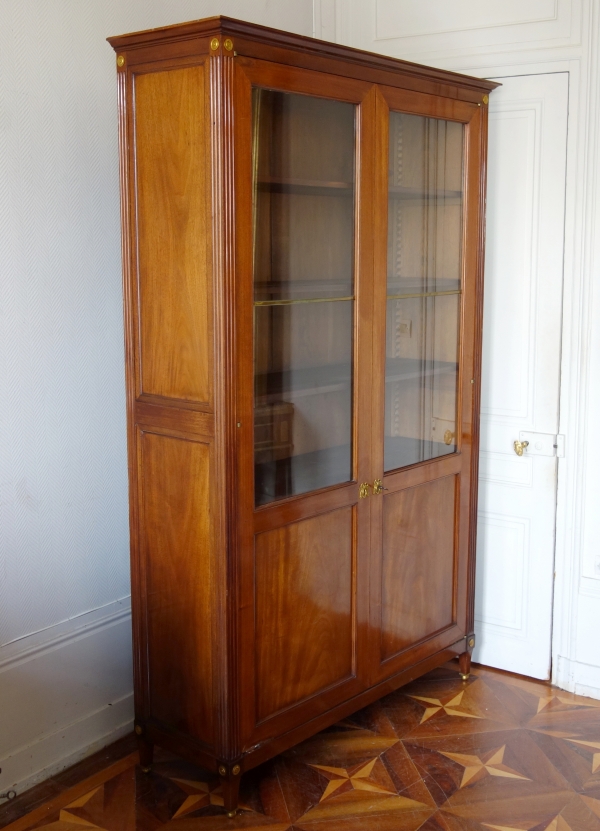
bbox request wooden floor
[2,664,600,830]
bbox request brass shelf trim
[387,289,462,301]
[255,296,354,307]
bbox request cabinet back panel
[134,66,212,405]
[255,507,355,722]
[140,431,214,745]
[381,475,457,660]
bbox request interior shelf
[384,435,456,473]
[386,278,461,296]
[255,363,351,400]
[254,358,456,401]
[255,444,352,506]
[254,279,354,302]
[388,185,462,200]
[256,177,354,196]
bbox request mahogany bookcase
[108,17,498,814]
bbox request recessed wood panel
[135,66,211,404]
[381,476,456,660]
[141,431,213,744]
[255,507,355,722]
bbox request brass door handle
[514,440,529,456]
[373,479,388,495]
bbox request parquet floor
[3,664,600,831]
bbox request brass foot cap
[460,673,470,681]
[141,766,151,773]
[227,810,237,818]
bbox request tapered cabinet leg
[136,729,154,773]
[459,634,476,681]
[219,765,241,817]
[458,651,471,681]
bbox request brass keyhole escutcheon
[373,479,386,495]
[444,430,455,446]
[359,483,370,499]
[514,439,529,457]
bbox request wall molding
[333,0,582,64]
[374,0,564,41]
[0,599,134,795]
[0,693,134,795]
[554,656,600,699]
[0,597,131,674]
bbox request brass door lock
[360,480,388,497]
[514,439,529,456]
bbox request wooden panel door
[369,86,486,684]
[233,60,376,751]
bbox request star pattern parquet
[3,664,600,831]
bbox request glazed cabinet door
[369,88,485,684]
[234,61,377,751]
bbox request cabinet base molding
[137,639,468,789]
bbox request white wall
[0,0,313,798]
[314,0,600,698]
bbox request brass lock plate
[516,431,564,457]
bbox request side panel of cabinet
[138,430,215,745]
[134,65,213,406]
[120,56,219,756]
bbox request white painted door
[474,73,568,679]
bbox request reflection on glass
[385,295,460,470]
[252,89,356,506]
[384,112,463,472]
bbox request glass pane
[253,89,356,506]
[384,112,463,472]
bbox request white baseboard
[553,655,600,700]
[0,694,134,796]
[0,599,134,797]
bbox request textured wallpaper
[0,0,312,648]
